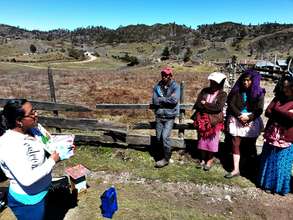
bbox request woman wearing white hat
[192,72,227,171]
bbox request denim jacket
[152,80,180,119]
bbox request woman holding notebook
[0,99,60,220]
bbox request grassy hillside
[0,22,292,64]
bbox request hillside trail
[0,52,98,70]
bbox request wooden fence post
[178,81,185,138]
[48,66,61,133]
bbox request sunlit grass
[68,146,254,188]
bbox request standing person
[225,69,265,178]
[192,72,227,171]
[258,74,293,195]
[0,99,60,220]
[152,67,180,168]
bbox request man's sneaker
[154,159,169,168]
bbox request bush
[183,47,192,62]
[161,46,170,60]
[127,56,139,66]
[117,53,139,66]
[68,48,85,60]
[30,44,37,53]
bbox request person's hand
[201,100,206,105]
[72,144,77,154]
[50,151,60,162]
[158,97,165,102]
[238,114,250,124]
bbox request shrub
[30,44,37,53]
[127,56,139,66]
[117,53,139,66]
[68,48,85,60]
[183,47,192,62]
[161,46,170,60]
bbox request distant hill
[0,22,292,62]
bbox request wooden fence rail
[131,121,194,130]
[96,103,194,110]
[38,116,127,133]
[0,99,92,112]
[0,99,194,148]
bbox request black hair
[218,78,226,89]
[0,99,28,132]
[209,78,226,91]
[274,74,293,101]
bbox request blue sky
[1,0,292,31]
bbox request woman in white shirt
[0,99,59,220]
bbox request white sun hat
[208,72,227,84]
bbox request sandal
[203,164,213,171]
[224,172,240,179]
[196,161,205,169]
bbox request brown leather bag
[208,112,224,127]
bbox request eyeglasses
[161,74,170,78]
[23,109,36,118]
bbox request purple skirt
[197,131,221,153]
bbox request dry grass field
[0,61,215,121]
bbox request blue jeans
[155,118,174,161]
[7,192,45,220]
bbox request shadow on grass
[217,133,259,185]
[75,132,259,186]
[147,134,259,185]
[45,186,78,220]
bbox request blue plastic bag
[100,187,118,218]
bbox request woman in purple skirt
[193,72,227,171]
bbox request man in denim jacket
[152,67,180,168]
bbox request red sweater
[265,97,293,142]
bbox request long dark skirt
[258,142,293,195]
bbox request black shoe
[154,159,169,168]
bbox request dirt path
[0,52,98,70]
[76,52,97,64]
